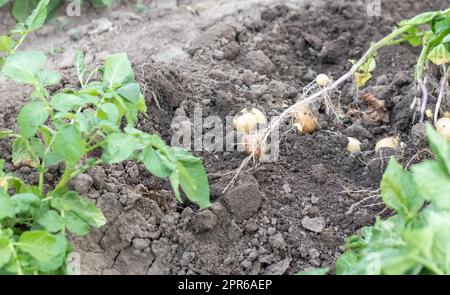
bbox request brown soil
[0,0,447,274]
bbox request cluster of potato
[232,74,450,159]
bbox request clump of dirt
[0,0,447,275]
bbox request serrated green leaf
[64,211,89,236]
[399,11,439,27]
[412,161,450,210]
[18,101,49,138]
[37,69,61,87]
[102,133,136,164]
[142,146,176,178]
[381,158,423,218]
[0,234,12,268]
[53,125,85,163]
[51,191,106,228]
[425,124,450,175]
[172,148,210,208]
[0,36,14,53]
[37,210,64,233]
[26,0,50,32]
[335,251,359,274]
[103,53,134,89]
[117,83,141,103]
[97,102,120,124]
[18,230,57,262]
[37,233,68,272]
[74,50,86,84]
[50,93,83,113]
[0,191,14,219]
[2,51,46,84]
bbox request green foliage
[313,125,450,275]
[355,8,450,88]
[0,0,210,275]
[0,0,114,22]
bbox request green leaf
[427,43,450,65]
[18,230,58,262]
[76,110,99,133]
[432,16,450,35]
[404,28,423,47]
[297,267,330,275]
[37,70,61,87]
[117,83,141,103]
[381,158,423,218]
[0,0,9,8]
[74,50,86,84]
[90,0,113,8]
[18,101,49,138]
[412,161,450,210]
[37,210,64,233]
[335,251,359,274]
[0,191,15,219]
[50,93,83,113]
[425,124,450,175]
[51,191,106,228]
[2,51,46,84]
[97,102,120,124]
[25,0,50,32]
[0,130,14,139]
[53,125,86,163]
[173,148,210,208]
[103,53,135,89]
[37,233,68,272]
[399,11,439,26]
[0,234,12,268]
[64,211,89,236]
[102,133,136,164]
[11,193,40,212]
[12,137,40,167]
[0,36,14,53]
[142,146,176,178]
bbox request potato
[436,117,450,140]
[243,133,266,159]
[347,137,361,153]
[233,107,267,133]
[425,109,433,120]
[293,105,317,134]
[316,74,331,87]
[375,136,400,152]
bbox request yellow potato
[436,117,450,140]
[243,133,266,159]
[347,137,361,153]
[233,107,267,133]
[293,105,317,134]
[375,136,400,152]
[316,74,331,87]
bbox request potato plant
[302,125,450,275]
[0,0,209,274]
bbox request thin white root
[344,188,382,215]
[434,65,449,124]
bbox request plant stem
[54,162,73,192]
[38,170,44,193]
[9,244,23,275]
[434,65,449,124]
[261,24,414,144]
